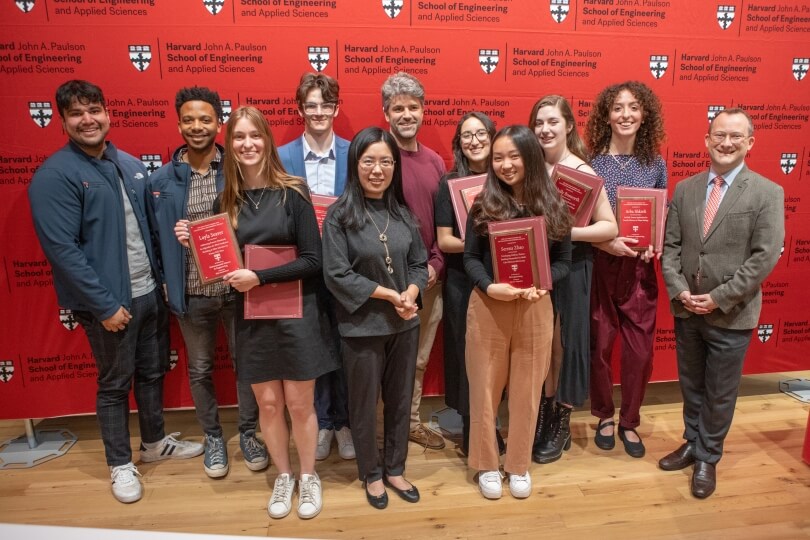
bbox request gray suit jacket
[661,165,784,330]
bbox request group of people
[28,70,784,519]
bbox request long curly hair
[469,125,572,240]
[585,81,665,166]
[220,106,308,229]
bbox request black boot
[496,426,506,456]
[460,415,470,456]
[533,404,572,464]
[532,395,555,455]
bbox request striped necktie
[703,176,724,237]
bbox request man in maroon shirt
[381,72,446,449]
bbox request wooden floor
[1,372,809,539]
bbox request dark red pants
[589,250,658,429]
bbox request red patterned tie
[703,176,724,237]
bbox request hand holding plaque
[552,164,604,228]
[186,213,243,285]
[447,174,486,240]
[488,216,553,291]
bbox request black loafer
[383,477,420,503]
[618,426,646,458]
[595,419,615,450]
[364,482,388,510]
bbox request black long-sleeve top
[463,212,572,293]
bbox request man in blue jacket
[147,86,267,479]
[278,73,354,461]
[28,80,203,504]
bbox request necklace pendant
[379,233,387,242]
[387,265,394,274]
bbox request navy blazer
[277,134,350,196]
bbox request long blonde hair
[220,106,308,228]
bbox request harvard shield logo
[0,361,13,383]
[128,45,152,72]
[141,154,163,176]
[757,324,773,343]
[382,0,403,19]
[221,99,232,123]
[649,55,668,79]
[16,0,36,13]
[780,153,797,175]
[59,309,78,331]
[550,0,569,23]
[716,5,735,30]
[707,105,725,123]
[169,349,179,371]
[792,58,809,81]
[29,101,53,128]
[203,0,225,15]
[308,46,330,72]
[479,49,499,75]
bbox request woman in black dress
[322,127,428,510]
[218,106,337,520]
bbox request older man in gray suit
[660,108,784,499]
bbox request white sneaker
[508,472,532,499]
[315,429,334,461]
[110,462,142,503]
[268,473,296,519]
[297,473,323,519]
[478,470,503,500]
[140,432,204,462]
[335,427,356,460]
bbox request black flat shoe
[383,477,420,503]
[594,419,615,450]
[364,482,388,509]
[618,426,646,458]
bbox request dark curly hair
[470,125,572,240]
[585,81,665,166]
[175,86,224,121]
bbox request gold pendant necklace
[365,208,394,274]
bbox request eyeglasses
[460,129,489,143]
[302,102,337,115]
[359,158,395,171]
[709,131,748,144]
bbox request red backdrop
[1,0,808,419]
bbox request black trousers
[342,325,419,483]
[675,315,753,464]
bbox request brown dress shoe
[658,442,696,471]
[409,424,445,450]
[691,461,716,499]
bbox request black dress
[434,175,472,415]
[227,187,338,384]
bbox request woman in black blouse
[322,127,428,510]
[464,125,572,500]
[216,106,337,520]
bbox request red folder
[244,245,303,319]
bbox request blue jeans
[74,288,167,467]
[176,293,258,437]
[315,368,350,430]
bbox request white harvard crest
[707,105,725,123]
[16,0,36,13]
[203,0,225,15]
[141,154,163,176]
[716,5,735,30]
[308,46,330,72]
[382,0,403,18]
[29,101,53,128]
[780,153,797,175]
[479,49,499,75]
[128,45,152,72]
[757,324,773,343]
[649,55,668,79]
[792,57,809,81]
[550,0,569,23]
[169,350,179,371]
[59,309,78,331]
[0,361,13,383]
[221,99,232,123]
